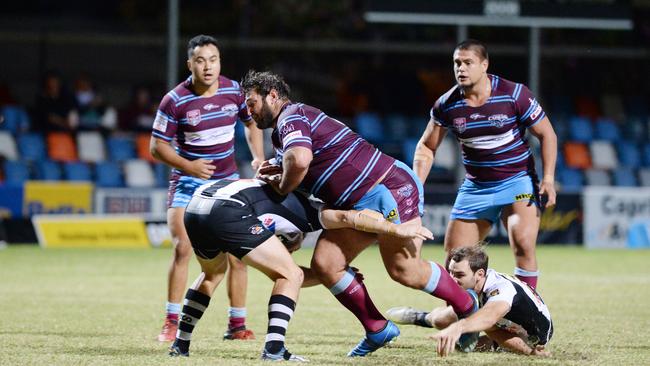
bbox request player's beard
[255,100,276,129]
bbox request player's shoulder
[435,85,462,109]
[161,77,193,105]
[278,102,310,122]
[218,75,241,90]
[490,74,527,98]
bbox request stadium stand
[589,141,618,170]
[77,131,106,162]
[3,160,30,186]
[124,159,155,187]
[47,132,78,162]
[106,135,137,162]
[584,168,611,186]
[135,133,156,162]
[34,160,62,181]
[17,133,46,162]
[563,142,592,170]
[63,162,92,181]
[95,161,124,187]
[0,131,18,160]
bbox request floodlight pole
[529,26,540,97]
[166,0,179,90]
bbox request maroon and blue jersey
[152,75,251,179]
[272,103,395,208]
[430,74,545,183]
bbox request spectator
[73,73,117,131]
[118,84,157,131]
[34,71,78,132]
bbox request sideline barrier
[33,215,149,248]
[584,187,650,248]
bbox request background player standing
[150,35,264,342]
[413,39,557,290]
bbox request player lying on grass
[169,178,432,361]
[387,245,552,357]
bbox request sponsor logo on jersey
[283,130,303,145]
[470,113,485,120]
[280,123,295,136]
[530,105,543,120]
[249,224,264,235]
[488,114,509,128]
[489,289,500,297]
[397,184,414,198]
[153,114,168,132]
[186,109,201,126]
[453,117,466,133]
[515,193,533,201]
[221,103,238,117]
[262,217,276,233]
[203,103,220,111]
[386,208,399,222]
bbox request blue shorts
[353,160,424,224]
[450,174,539,223]
[167,172,239,209]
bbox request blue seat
[106,136,136,162]
[63,162,92,181]
[621,117,646,142]
[384,114,409,141]
[3,160,30,185]
[17,133,46,161]
[154,162,170,187]
[643,144,650,167]
[617,142,641,168]
[354,112,384,143]
[34,160,62,180]
[401,138,419,166]
[0,106,30,133]
[612,167,637,187]
[408,116,429,138]
[594,118,621,141]
[558,168,583,191]
[95,161,123,187]
[568,116,593,142]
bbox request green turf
[1,245,649,365]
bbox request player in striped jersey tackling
[242,71,480,357]
[168,178,433,360]
[387,245,553,357]
[150,35,265,342]
[413,39,558,290]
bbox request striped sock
[265,294,295,356]
[166,302,181,320]
[228,306,247,330]
[173,289,211,354]
[514,267,539,290]
[423,261,475,317]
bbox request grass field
[1,244,649,365]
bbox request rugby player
[150,35,264,342]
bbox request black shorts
[184,197,273,259]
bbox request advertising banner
[422,191,581,244]
[95,188,168,215]
[24,181,93,215]
[584,187,650,248]
[33,215,149,248]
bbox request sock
[514,267,539,290]
[265,294,295,359]
[329,267,386,333]
[422,261,475,317]
[173,289,211,354]
[228,306,247,330]
[166,302,181,321]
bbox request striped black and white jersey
[481,269,553,345]
[192,178,323,240]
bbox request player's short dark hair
[455,39,489,61]
[240,70,290,99]
[449,244,489,273]
[187,34,219,59]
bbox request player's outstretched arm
[319,208,433,240]
[431,301,510,357]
